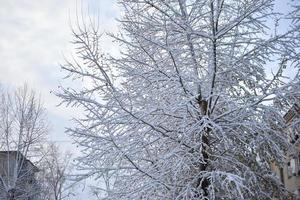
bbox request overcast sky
[0,0,297,199]
[0,0,119,199]
[0,0,119,143]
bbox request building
[0,151,39,200]
[271,103,300,196]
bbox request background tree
[58,0,300,199]
[0,84,49,200]
[38,142,75,200]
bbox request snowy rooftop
[0,151,39,173]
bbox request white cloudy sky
[0,0,297,199]
[0,0,119,198]
[0,0,119,142]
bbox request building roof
[0,151,39,172]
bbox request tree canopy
[58,0,300,199]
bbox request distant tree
[0,84,49,200]
[58,0,300,199]
[38,142,75,200]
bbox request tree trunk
[197,98,210,197]
[7,188,15,200]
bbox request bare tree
[38,142,75,200]
[58,0,300,199]
[0,84,48,200]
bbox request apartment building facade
[271,103,300,196]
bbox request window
[287,127,298,144]
[279,167,285,184]
[288,161,292,178]
[287,155,300,178]
[297,154,300,175]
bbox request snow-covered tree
[0,85,48,200]
[58,0,300,199]
[38,143,75,200]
